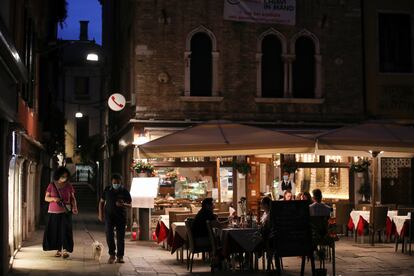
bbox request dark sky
[58,0,102,44]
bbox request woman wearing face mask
[43,166,78,258]
[278,171,296,200]
[98,173,132,264]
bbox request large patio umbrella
[138,120,315,158]
[315,123,414,245]
[138,120,314,204]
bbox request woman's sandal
[55,251,62,257]
[62,252,69,259]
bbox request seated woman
[301,191,313,205]
[283,190,293,201]
[192,198,222,247]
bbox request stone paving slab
[8,213,414,275]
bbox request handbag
[52,182,72,214]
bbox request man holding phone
[98,173,132,264]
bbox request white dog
[91,241,104,262]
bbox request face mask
[112,183,121,190]
[59,177,67,183]
[283,176,289,181]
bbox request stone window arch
[290,29,322,98]
[256,28,288,98]
[184,26,219,97]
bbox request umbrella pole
[370,152,379,246]
[217,157,221,208]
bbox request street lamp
[86,53,99,61]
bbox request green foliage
[283,162,298,173]
[350,159,370,173]
[132,160,155,175]
[232,160,251,175]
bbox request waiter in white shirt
[278,171,296,199]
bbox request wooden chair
[310,216,336,276]
[369,206,388,243]
[185,218,211,272]
[335,202,353,236]
[397,208,414,216]
[175,213,196,222]
[206,220,223,272]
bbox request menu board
[270,200,312,257]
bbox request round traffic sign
[108,93,126,111]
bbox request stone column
[283,54,295,98]
[314,54,322,98]
[212,51,220,96]
[256,53,262,97]
[184,51,191,96]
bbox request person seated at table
[192,198,222,247]
[309,189,332,217]
[260,196,272,230]
[301,191,313,206]
[283,190,293,201]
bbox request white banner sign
[223,0,296,26]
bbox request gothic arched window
[292,36,315,98]
[190,33,212,96]
[261,35,284,98]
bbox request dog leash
[84,227,97,243]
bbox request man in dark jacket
[98,173,131,264]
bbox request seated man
[192,197,222,247]
[309,189,332,217]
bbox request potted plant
[131,160,155,177]
[350,159,370,177]
[232,160,251,175]
[283,162,298,174]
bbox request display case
[175,179,207,200]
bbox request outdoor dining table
[393,214,411,237]
[347,210,398,236]
[219,228,263,257]
[169,222,187,254]
[154,215,169,243]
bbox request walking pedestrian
[43,166,78,258]
[98,173,132,264]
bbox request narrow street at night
[9,213,414,276]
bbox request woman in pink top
[42,167,78,258]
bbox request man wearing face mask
[99,173,132,264]
[278,171,296,200]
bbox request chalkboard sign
[270,200,313,257]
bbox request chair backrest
[185,218,195,251]
[372,206,388,230]
[397,208,414,216]
[169,211,191,228]
[335,202,353,225]
[309,216,330,245]
[175,213,196,222]
[379,204,397,210]
[216,211,230,218]
[206,220,217,255]
[165,207,190,215]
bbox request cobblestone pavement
[9,213,414,275]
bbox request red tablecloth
[155,221,169,243]
[385,217,397,239]
[347,216,368,236]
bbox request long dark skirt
[42,213,74,252]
